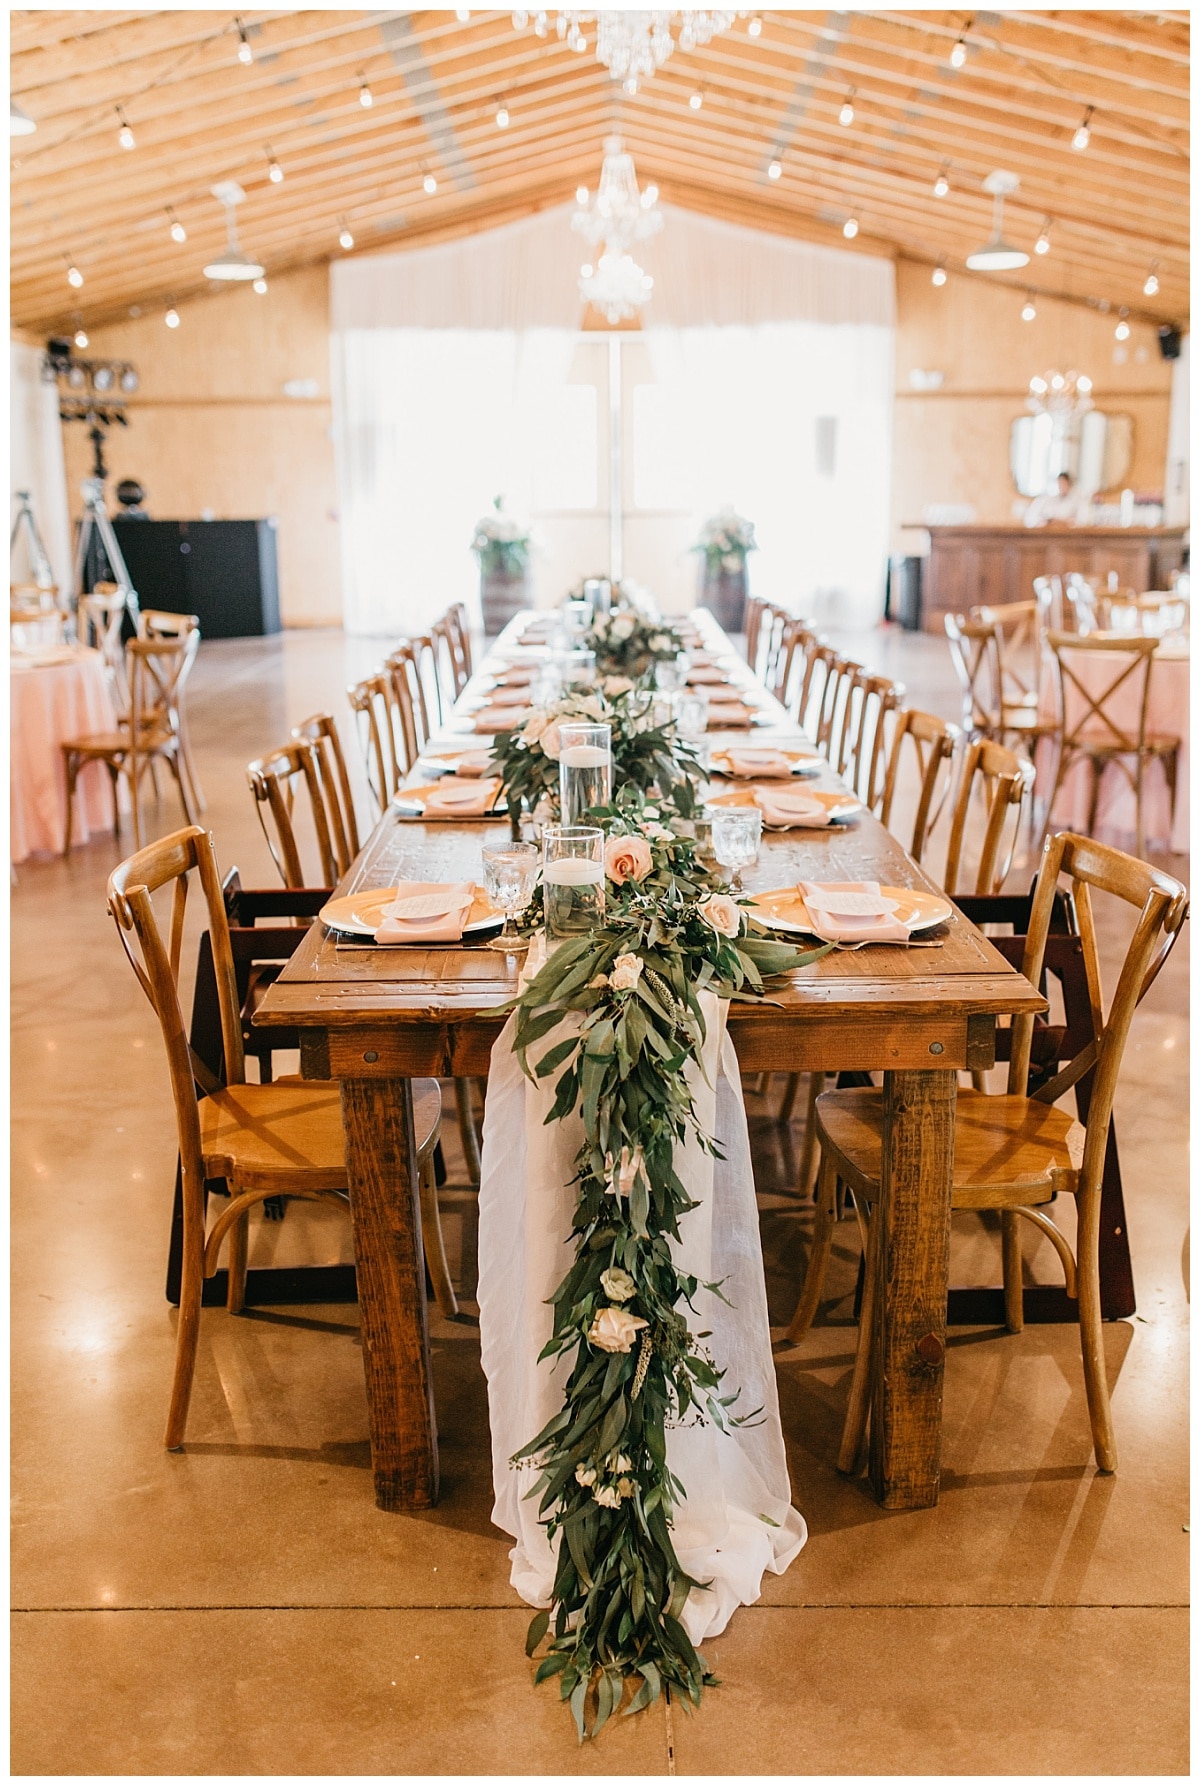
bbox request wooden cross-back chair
[246,739,348,890]
[755,603,791,690]
[944,611,1004,741]
[291,711,360,869]
[836,670,905,809]
[808,831,1186,1477]
[62,636,195,851]
[877,707,960,865]
[446,601,474,681]
[1043,631,1180,860]
[136,609,205,812]
[348,670,407,814]
[942,736,1035,901]
[743,596,767,671]
[384,642,431,766]
[80,584,131,714]
[793,642,838,742]
[107,826,443,1446]
[772,618,820,711]
[431,614,469,702]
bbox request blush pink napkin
[493,665,539,687]
[419,778,502,818]
[374,881,475,945]
[755,788,831,829]
[720,747,795,779]
[442,750,497,777]
[798,881,912,944]
[706,702,755,729]
[473,704,531,734]
[687,665,727,685]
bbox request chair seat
[200,1078,441,1192]
[64,728,175,757]
[1071,729,1180,757]
[815,1087,1084,1209]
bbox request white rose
[610,953,643,993]
[602,675,634,697]
[575,1463,597,1487]
[604,835,653,885]
[644,822,673,842]
[699,893,743,938]
[588,1305,649,1354]
[593,1483,622,1509]
[611,614,635,640]
[519,710,549,746]
[600,1267,638,1303]
[539,718,563,760]
[650,633,670,651]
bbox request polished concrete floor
[11,624,1190,1775]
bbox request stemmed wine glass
[707,804,762,893]
[481,841,540,952]
[654,651,690,694]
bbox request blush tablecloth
[11,646,120,862]
[1040,639,1189,854]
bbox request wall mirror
[1009,410,1134,497]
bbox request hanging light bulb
[748,13,762,34]
[236,19,253,63]
[266,147,284,184]
[839,90,855,126]
[1114,308,1131,341]
[339,224,355,250]
[253,276,268,294]
[359,78,373,108]
[423,171,438,194]
[575,185,588,204]
[949,36,967,68]
[1035,219,1052,255]
[767,156,782,180]
[624,76,638,95]
[74,326,89,349]
[168,208,187,244]
[843,216,859,239]
[932,263,947,287]
[496,99,510,127]
[116,106,135,150]
[165,305,181,329]
[1143,260,1160,297]
[456,7,470,17]
[1072,106,1093,151]
[689,90,703,110]
[66,259,83,288]
[933,166,950,197]
[1021,295,1037,322]
[642,183,659,206]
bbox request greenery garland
[508,812,830,1738]
[586,606,685,679]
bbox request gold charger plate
[749,884,953,936]
[707,787,861,825]
[709,747,822,779]
[320,884,503,938]
[392,780,506,818]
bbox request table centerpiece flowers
[586,606,685,681]
[692,507,757,631]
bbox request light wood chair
[1043,631,1180,860]
[80,585,131,715]
[813,831,1187,1475]
[431,614,469,701]
[62,637,195,851]
[106,823,447,1446]
[773,617,820,711]
[836,670,906,809]
[877,706,960,864]
[136,609,205,812]
[246,740,346,889]
[447,601,475,681]
[348,670,407,813]
[384,643,430,767]
[291,711,361,870]
[743,596,767,671]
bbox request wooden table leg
[869,1067,956,1510]
[341,1075,439,1511]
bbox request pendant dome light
[965,170,1029,272]
[203,181,265,280]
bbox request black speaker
[112,519,281,637]
[1158,324,1182,361]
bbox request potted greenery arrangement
[472,497,532,634]
[692,507,757,631]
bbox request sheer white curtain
[331,326,573,636]
[643,322,893,628]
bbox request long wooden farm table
[256,611,1044,1514]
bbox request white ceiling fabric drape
[330,207,895,634]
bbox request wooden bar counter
[921,524,1187,632]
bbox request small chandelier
[1027,369,1094,417]
[513,10,738,89]
[573,135,662,255]
[580,251,654,323]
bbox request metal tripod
[10,488,55,588]
[72,476,140,624]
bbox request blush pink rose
[604,834,653,885]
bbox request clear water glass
[675,687,710,769]
[584,578,612,620]
[562,599,592,644]
[559,721,612,823]
[655,651,690,694]
[481,841,539,952]
[542,826,605,937]
[707,803,762,892]
[539,648,596,703]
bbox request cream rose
[538,717,563,760]
[574,1463,597,1487]
[519,710,549,746]
[602,675,634,697]
[587,1306,649,1354]
[605,1144,643,1198]
[605,835,653,885]
[600,1267,637,1302]
[611,614,635,640]
[699,893,743,938]
[593,1483,622,1508]
[610,953,643,993]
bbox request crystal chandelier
[513,10,738,89]
[1027,369,1094,417]
[574,136,660,321]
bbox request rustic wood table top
[257,609,1045,1515]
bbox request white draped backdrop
[330,206,894,636]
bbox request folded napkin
[755,788,831,829]
[706,702,755,729]
[473,704,531,734]
[419,777,502,818]
[798,881,911,944]
[374,881,475,945]
[493,665,539,687]
[687,665,728,685]
[442,749,497,777]
[720,747,795,779]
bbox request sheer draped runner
[477,992,806,1644]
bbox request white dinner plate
[707,788,861,825]
[709,747,823,779]
[320,884,503,938]
[748,884,953,936]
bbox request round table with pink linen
[10,644,121,862]
[1039,637,1189,855]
